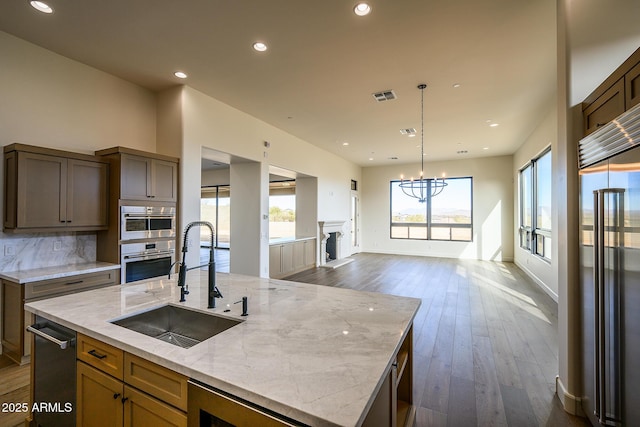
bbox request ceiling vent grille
[400,128,416,135]
[372,90,397,102]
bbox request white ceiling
[0,0,557,167]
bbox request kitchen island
[24,271,420,426]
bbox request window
[269,181,296,240]
[201,186,230,249]
[390,177,473,241]
[519,148,552,260]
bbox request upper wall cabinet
[3,144,109,233]
[96,147,178,203]
[583,47,640,136]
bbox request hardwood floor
[0,355,29,427]
[0,253,589,427]
[285,253,589,427]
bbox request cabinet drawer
[125,353,188,411]
[25,269,118,301]
[77,334,124,380]
[124,385,187,427]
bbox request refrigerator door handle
[593,189,605,422]
[593,188,624,426]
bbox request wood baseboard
[555,375,583,416]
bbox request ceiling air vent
[372,90,397,102]
[400,128,416,135]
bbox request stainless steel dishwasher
[27,316,76,427]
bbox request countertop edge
[0,262,120,284]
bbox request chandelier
[399,83,447,202]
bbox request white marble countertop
[0,261,120,284]
[24,271,420,427]
[269,236,317,245]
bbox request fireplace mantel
[318,220,346,266]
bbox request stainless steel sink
[111,305,242,348]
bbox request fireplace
[318,221,345,266]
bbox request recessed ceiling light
[253,42,268,52]
[174,71,188,79]
[342,142,350,146]
[30,1,53,13]
[489,123,499,127]
[483,147,489,150]
[354,2,371,16]
[453,83,461,88]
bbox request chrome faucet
[176,221,223,308]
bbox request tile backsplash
[0,232,96,272]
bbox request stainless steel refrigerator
[579,102,640,426]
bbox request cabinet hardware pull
[113,393,121,399]
[121,397,129,404]
[88,349,107,359]
[65,280,84,285]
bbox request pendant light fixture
[399,83,447,202]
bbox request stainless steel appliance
[26,316,76,427]
[120,240,175,283]
[120,205,176,241]
[579,102,640,426]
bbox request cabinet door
[121,154,151,200]
[16,152,66,228]
[152,159,178,202]
[269,245,283,278]
[281,243,294,275]
[67,159,109,228]
[626,61,640,109]
[292,241,305,270]
[583,79,625,136]
[124,386,187,427]
[304,240,316,267]
[0,280,24,364]
[77,362,124,427]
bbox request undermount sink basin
[111,305,242,348]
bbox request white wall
[513,103,558,300]
[0,31,157,273]
[171,86,361,275]
[0,31,157,356]
[360,155,514,261]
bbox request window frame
[519,147,552,261]
[389,176,473,242]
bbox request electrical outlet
[53,241,62,251]
[4,245,15,256]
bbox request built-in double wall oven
[120,206,176,284]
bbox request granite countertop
[0,261,120,284]
[24,271,420,427]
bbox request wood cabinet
[1,269,117,365]
[0,280,26,364]
[76,334,187,427]
[269,238,316,279]
[96,147,179,203]
[3,144,109,232]
[583,47,640,136]
[583,79,625,136]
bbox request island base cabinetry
[76,334,187,427]
[363,326,415,427]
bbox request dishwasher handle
[26,324,71,350]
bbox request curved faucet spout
[177,221,221,308]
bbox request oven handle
[123,251,174,261]
[26,324,71,350]
[122,214,176,219]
